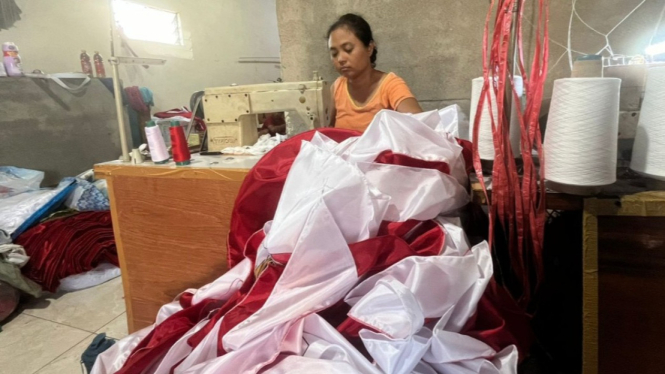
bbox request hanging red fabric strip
[472,0,549,308]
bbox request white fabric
[57,263,121,292]
[91,300,183,374]
[0,243,29,266]
[222,134,287,155]
[92,110,516,374]
[262,355,364,374]
[346,110,462,167]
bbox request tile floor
[0,277,127,374]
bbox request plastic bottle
[144,121,170,164]
[93,51,106,78]
[3,42,23,77]
[80,50,93,76]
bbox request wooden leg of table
[106,177,135,333]
[582,198,598,374]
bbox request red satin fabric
[227,128,361,268]
[118,128,530,372]
[375,151,451,175]
[115,297,225,374]
[16,212,118,292]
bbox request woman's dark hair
[327,13,377,67]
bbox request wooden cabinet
[583,192,665,374]
[94,155,258,332]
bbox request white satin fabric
[93,110,516,374]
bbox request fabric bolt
[93,111,528,374]
[16,211,118,292]
[0,178,76,241]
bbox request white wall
[0,0,281,111]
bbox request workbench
[94,154,260,332]
[471,176,665,374]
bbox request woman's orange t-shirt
[333,72,415,132]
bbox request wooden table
[94,154,260,332]
[472,179,665,373]
[582,192,665,374]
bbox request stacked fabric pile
[93,110,529,374]
[0,167,118,299]
[16,211,118,293]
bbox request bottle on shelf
[80,50,93,76]
[93,51,106,78]
[3,42,23,77]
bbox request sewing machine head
[202,75,331,151]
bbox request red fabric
[16,212,118,292]
[125,86,149,113]
[374,150,450,175]
[153,107,206,132]
[115,297,224,374]
[336,220,445,338]
[456,138,475,175]
[227,128,361,268]
[215,258,289,355]
[117,127,528,373]
[118,233,267,372]
[461,280,534,360]
[473,0,549,308]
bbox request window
[112,0,182,45]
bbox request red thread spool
[169,121,191,166]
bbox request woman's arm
[396,97,423,114]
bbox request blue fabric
[139,87,154,106]
[11,179,76,240]
[69,179,110,211]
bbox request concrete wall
[277,0,665,114]
[0,0,281,112]
[0,78,123,186]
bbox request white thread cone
[469,77,523,160]
[544,78,621,187]
[630,66,665,181]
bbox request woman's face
[328,27,373,78]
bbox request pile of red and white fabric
[93,110,529,374]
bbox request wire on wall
[567,0,647,70]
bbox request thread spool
[469,76,523,160]
[169,120,191,166]
[630,66,665,184]
[544,78,621,195]
[145,120,169,164]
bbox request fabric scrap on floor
[0,243,42,297]
[16,211,117,293]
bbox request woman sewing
[328,14,422,132]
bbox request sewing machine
[202,74,331,151]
